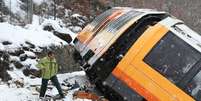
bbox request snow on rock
[0,22,67,51]
[40,18,78,44]
[21,58,38,69]
[41,19,75,36]
[68,26,82,34]
[72,14,82,18]
[72,14,86,24]
[25,15,77,43]
[24,51,36,57]
[10,56,20,62]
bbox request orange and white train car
[73,7,201,101]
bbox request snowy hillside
[0,22,94,101]
[0,21,89,101]
[0,0,95,100]
[0,22,67,50]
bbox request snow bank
[0,85,35,101]
[0,22,67,51]
[25,15,77,44]
[41,19,75,35]
[41,19,77,40]
[1,71,91,101]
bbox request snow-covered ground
[0,71,91,101]
[0,17,90,100]
[0,21,89,101]
[0,8,89,101]
[0,0,92,100]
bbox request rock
[35,86,40,93]
[29,69,41,78]
[19,54,28,61]
[53,31,72,44]
[54,45,81,73]
[2,41,12,45]
[25,41,35,49]
[28,55,36,59]
[8,66,14,71]
[43,25,54,32]
[13,61,24,69]
[0,51,3,56]
[22,68,30,76]
[68,26,82,33]
[23,68,41,77]
[24,51,36,59]
[9,49,25,56]
[35,45,81,73]
[30,75,36,79]
[22,46,30,51]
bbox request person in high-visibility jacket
[36,51,64,99]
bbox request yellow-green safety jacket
[36,56,59,79]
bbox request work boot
[38,97,45,101]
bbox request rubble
[7,78,24,88]
[73,91,109,101]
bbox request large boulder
[51,45,81,73]
[13,61,24,69]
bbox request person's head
[47,51,54,59]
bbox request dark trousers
[39,75,64,97]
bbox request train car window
[184,70,201,101]
[143,31,201,84]
[106,10,142,33]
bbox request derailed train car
[73,7,201,101]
